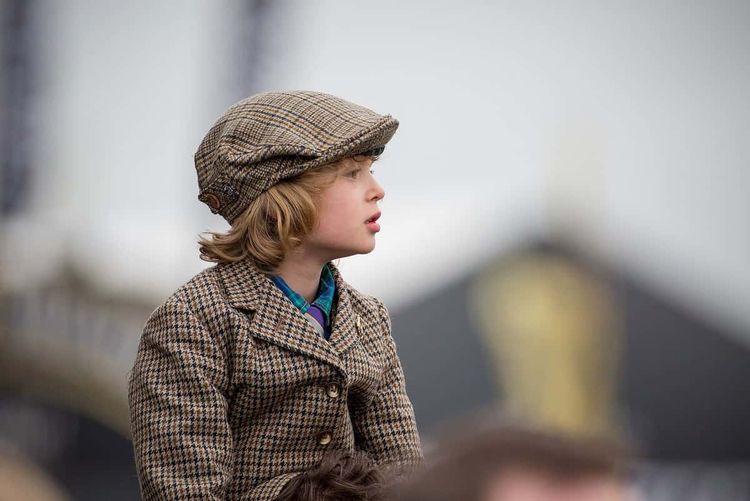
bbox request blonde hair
[198,155,376,272]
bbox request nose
[369,178,385,202]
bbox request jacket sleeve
[352,299,424,476]
[128,298,234,500]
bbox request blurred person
[389,419,635,501]
[274,449,386,501]
[127,91,422,500]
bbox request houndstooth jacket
[128,258,423,500]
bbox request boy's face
[304,156,385,260]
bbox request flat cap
[195,91,399,224]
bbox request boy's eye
[345,167,375,178]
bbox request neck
[274,248,329,303]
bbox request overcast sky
[4,0,748,341]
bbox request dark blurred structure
[0,393,139,500]
[1,0,35,216]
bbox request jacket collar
[217,258,358,371]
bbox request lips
[365,211,382,233]
[365,211,381,224]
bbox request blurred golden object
[471,251,620,437]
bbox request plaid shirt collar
[270,263,336,326]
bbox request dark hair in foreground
[275,449,386,501]
[388,419,632,501]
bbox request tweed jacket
[128,258,423,500]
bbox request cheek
[318,190,358,223]
[321,188,353,211]
[313,205,352,240]
[314,218,342,239]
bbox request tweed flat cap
[195,91,399,224]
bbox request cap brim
[297,115,399,171]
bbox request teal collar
[270,263,336,325]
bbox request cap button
[204,194,221,211]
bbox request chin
[328,245,374,260]
[326,237,376,258]
[343,245,376,257]
[345,246,376,257]
[360,240,377,254]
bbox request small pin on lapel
[356,315,361,332]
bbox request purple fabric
[307,304,331,339]
[307,305,325,327]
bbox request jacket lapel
[217,258,354,372]
[326,263,358,356]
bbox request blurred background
[1,1,748,499]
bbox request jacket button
[326,384,340,399]
[318,432,332,445]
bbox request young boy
[128,91,423,500]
